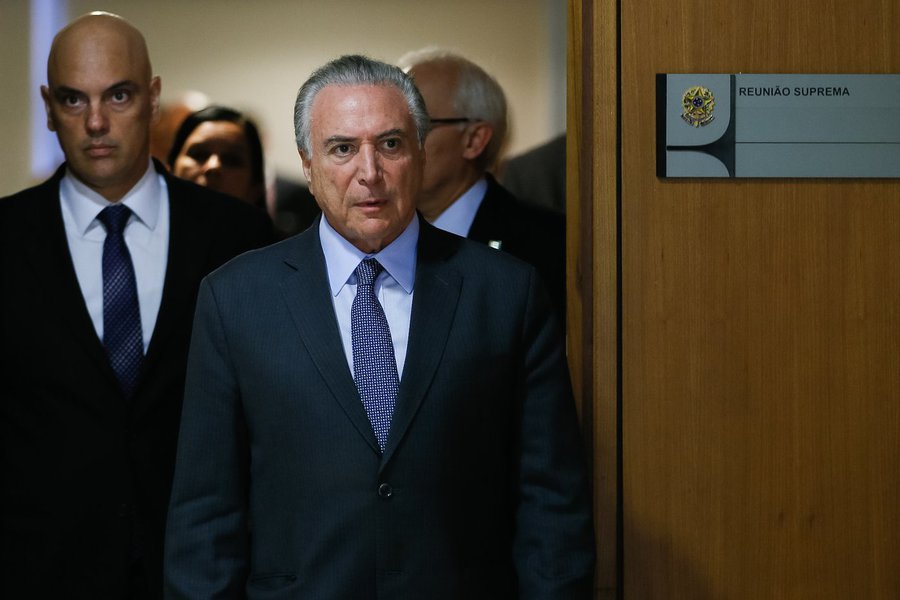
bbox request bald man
[0,13,273,598]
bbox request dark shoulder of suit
[468,176,567,322]
[165,171,277,264]
[272,175,321,238]
[499,133,567,213]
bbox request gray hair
[294,54,430,156]
[398,48,508,171]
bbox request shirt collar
[61,160,163,235]
[431,176,487,237]
[319,213,419,296]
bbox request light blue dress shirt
[59,161,170,353]
[319,214,418,380]
[431,176,487,237]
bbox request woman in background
[167,105,267,209]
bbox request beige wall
[0,1,33,195]
[0,0,565,195]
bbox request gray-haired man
[164,55,593,599]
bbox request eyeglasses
[429,117,477,127]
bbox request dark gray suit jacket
[164,216,594,599]
[499,134,567,214]
[0,162,274,599]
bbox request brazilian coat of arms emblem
[681,86,716,127]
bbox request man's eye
[333,144,353,156]
[110,90,130,103]
[382,138,400,151]
[62,95,83,108]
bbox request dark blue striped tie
[351,258,398,452]
[97,205,143,398]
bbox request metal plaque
[657,74,900,178]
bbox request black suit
[468,174,567,322]
[164,216,594,599]
[271,174,320,238]
[0,162,274,599]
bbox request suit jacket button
[377,483,393,498]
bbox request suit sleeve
[512,269,596,599]
[165,278,250,599]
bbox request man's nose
[85,104,109,137]
[356,145,383,186]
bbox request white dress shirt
[319,214,417,380]
[59,161,170,353]
[431,176,487,237]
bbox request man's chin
[350,225,403,254]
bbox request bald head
[41,12,161,201]
[48,12,153,88]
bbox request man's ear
[40,86,57,132]
[461,122,493,161]
[300,149,312,184]
[149,76,162,125]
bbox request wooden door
[569,1,900,597]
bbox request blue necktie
[97,205,143,398]
[351,258,399,451]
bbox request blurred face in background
[172,120,262,204]
[406,60,488,220]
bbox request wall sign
[657,74,900,178]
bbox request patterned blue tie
[97,205,143,398]
[351,258,399,451]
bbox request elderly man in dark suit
[0,12,273,599]
[163,55,594,599]
[398,49,567,322]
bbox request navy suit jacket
[164,216,594,599]
[0,162,274,599]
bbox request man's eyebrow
[105,80,139,92]
[324,135,357,145]
[52,86,84,99]
[377,129,405,139]
[321,129,408,148]
[52,80,138,99]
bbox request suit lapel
[277,219,464,461]
[381,220,462,466]
[24,169,123,395]
[132,170,213,416]
[143,172,211,365]
[279,227,382,454]
[465,174,506,248]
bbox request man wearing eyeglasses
[399,49,567,322]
